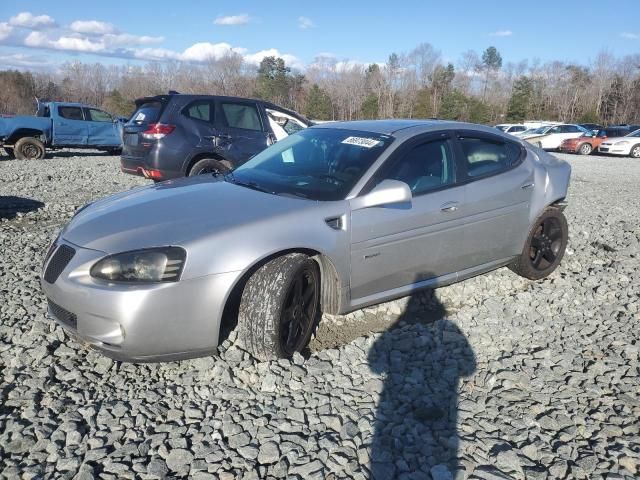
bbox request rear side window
[58,106,84,121]
[459,137,522,178]
[130,101,163,125]
[221,103,262,131]
[86,109,112,122]
[183,101,214,123]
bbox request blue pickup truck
[0,101,123,160]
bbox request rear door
[83,108,121,147]
[453,131,534,269]
[53,106,88,146]
[214,100,271,165]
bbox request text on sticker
[341,136,382,148]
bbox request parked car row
[495,121,640,157]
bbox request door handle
[440,202,459,212]
[521,183,534,189]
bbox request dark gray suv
[121,93,310,180]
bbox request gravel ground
[0,149,638,479]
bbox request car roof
[311,119,453,135]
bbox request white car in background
[495,124,527,135]
[598,129,640,158]
[524,124,588,150]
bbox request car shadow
[367,280,476,479]
[47,150,118,158]
[0,196,45,220]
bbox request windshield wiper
[224,173,274,194]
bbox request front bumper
[558,144,577,153]
[598,145,630,155]
[41,239,240,362]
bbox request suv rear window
[130,101,164,125]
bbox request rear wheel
[631,144,640,158]
[238,254,320,361]
[509,208,568,280]
[14,137,46,160]
[578,143,592,155]
[188,158,231,176]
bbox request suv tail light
[141,123,176,140]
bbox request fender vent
[325,215,344,231]
[44,244,76,284]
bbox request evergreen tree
[506,76,533,122]
[305,84,332,120]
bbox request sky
[1,0,639,71]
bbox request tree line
[1,44,639,126]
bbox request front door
[350,135,467,302]
[214,101,271,166]
[53,105,88,146]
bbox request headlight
[615,141,629,146]
[90,247,186,283]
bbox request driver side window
[378,139,454,196]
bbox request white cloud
[0,22,13,41]
[214,14,250,26]
[24,31,104,53]
[621,32,639,40]
[298,16,315,29]
[102,33,164,47]
[9,12,56,29]
[0,52,49,68]
[243,48,301,68]
[70,20,116,35]
[489,30,513,37]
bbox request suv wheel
[189,158,231,176]
[238,254,320,361]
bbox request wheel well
[7,129,45,144]
[185,152,230,175]
[218,249,342,343]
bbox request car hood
[601,136,633,143]
[61,176,317,253]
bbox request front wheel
[238,254,320,361]
[509,208,568,280]
[631,144,640,158]
[14,137,46,160]
[578,143,592,155]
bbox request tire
[188,158,232,177]
[631,144,640,159]
[578,143,592,155]
[509,208,568,281]
[3,147,14,159]
[14,137,46,160]
[238,253,321,361]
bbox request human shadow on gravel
[0,196,45,220]
[368,287,476,479]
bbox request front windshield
[495,125,508,132]
[625,129,640,137]
[231,128,394,201]
[531,126,551,135]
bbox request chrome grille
[47,299,77,329]
[44,244,76,284]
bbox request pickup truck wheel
[238,254,320,361]
[578,143,592,155]
[509,208,568,281]
[14,137,46,160]
[3,147,14,159]
[188,158,231,176]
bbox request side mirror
[351,179,412,210]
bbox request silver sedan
[41,120,571,362]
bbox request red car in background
[560,127,631,155]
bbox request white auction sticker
[341,136,382,148]
[134,112,146,121]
